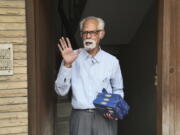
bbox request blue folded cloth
[93,89,130,119]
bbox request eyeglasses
[81,30,102,37]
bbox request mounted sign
[0,44,13,75]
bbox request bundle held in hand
[93,89,130,119]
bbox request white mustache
[83,39,95,44]
[83,39,96,50]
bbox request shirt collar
[82,48,103,63]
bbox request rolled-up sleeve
[55,61,72,96]
[111,59,124,98]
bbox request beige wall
[0,0,28,134]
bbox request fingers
[59,37,66,50]
[107,113,114,120]
[104,113,118,120]
[104,114,107,118]
[59,37,71,50]
[58,43,63,53]
[114,117,118,120]
[66,37,72,48]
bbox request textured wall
[0,0,28,134]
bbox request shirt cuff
[113,89,124,98]
[57,64,72,82]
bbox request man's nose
[86,33,92,39]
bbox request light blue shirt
[55,49,124,109]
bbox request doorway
[26,0,157,135]
[55,1,157,135]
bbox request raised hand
[58,37,81,68]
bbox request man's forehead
[83,19,98,30]
[84,18,98,24]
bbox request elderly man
[55,16,124,135]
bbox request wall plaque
[0,44,13,75]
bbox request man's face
[81,19,103,50]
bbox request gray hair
[80,16,105,31]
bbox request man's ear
[99,30,105,39]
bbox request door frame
[25,0,57,134]
[156,0,177,134]
[25,0,38,134]
[25,0,177,134]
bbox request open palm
[58,37,80,66]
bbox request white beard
[83,39,96,51]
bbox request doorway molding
[26,0,58,135]
[25,0,38,134]
[156,0,179,135]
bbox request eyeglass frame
[80,30,103,37]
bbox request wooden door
[157,0,180,135]
[26,0,59,134]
